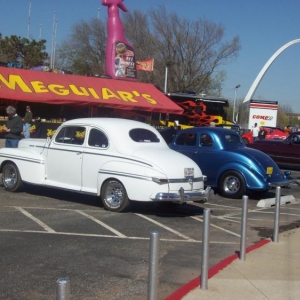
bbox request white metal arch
[243,39,300,103]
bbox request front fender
[0,148,45,184]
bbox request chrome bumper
[150,186,214,204]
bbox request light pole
[233,84,241,123]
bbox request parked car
[0,118,213,212]
[247,131,300,167]
[242,126,287,144]
[168,127,293,198]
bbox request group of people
[252,123,293,142]
[3,105,33,148]
[252,123,267,142]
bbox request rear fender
[215,162,269,190]
[97,160,166,199]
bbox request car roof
[62,118,169,154]
[64,118,153,130]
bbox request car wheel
[218,170,246,199]
[2,162,23,192]
[101,180,130,212]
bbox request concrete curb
[165,238,271,300]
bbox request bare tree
[57,19,107,76]
[145,5,240,93]
[123,10,158,85]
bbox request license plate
[184,168,194,177]
[266,167,273,175]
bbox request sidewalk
[167,228,300,300]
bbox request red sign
[0,67,183,114]
[136,59,154,72]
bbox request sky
[0,0,300,112]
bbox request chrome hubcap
[3,166,18,188]
[105,182,123,208]
[223,175,240,194]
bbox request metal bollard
[56,277,70,300]
[273,186,281,243]
[239,195,248,260]
[200,208,211,290]
[147,230,160,300]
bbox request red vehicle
[241,126,288,144]
[247,131,300,167]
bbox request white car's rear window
[129,128,160,143]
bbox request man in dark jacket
[4,106,23,148]
[258,126,267,140]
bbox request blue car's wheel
[218,170,246,199]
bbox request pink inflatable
[102,0,137,81]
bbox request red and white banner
[136,59,154,71]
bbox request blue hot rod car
[168,127,293,198]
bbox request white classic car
[0,118,213,212]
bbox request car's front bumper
[150,186,214,204]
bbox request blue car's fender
[214,161,270,191]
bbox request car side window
[175,133,197,146]
[200,134,212,147]
[55,126,86,145]
[175,133,186,145]
[292,135,300,144]
[88,128,108,148]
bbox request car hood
[18,138,49,148]
[131,148,203,177]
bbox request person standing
[258,126,267,140]
[284,125,291,135]
[4,106,23,148]
[23,105,33,138]
[252,123,259,142]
